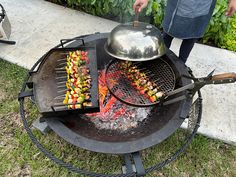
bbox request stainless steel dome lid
[104,21,166,61]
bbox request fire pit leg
[0,39,16,45]
[122,152,146,176]
[32,118,51,135]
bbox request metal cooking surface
[105,58,175,106]
[32,47,99,115]
[43,33,192,154]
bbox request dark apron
[162,0,217,39]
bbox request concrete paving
[0,0,118,69]
[172,40,236,145]
[0,0,236,145]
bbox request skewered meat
[119,61,164,103]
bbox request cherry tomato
[140,90,145,95]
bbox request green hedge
[204,0,236,51]
[51,0,236,52]
[56,0,153,22]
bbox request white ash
[81,107,152,131]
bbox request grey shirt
[162,0,217,39]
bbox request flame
[86,70,120,118]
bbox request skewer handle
[211,73,236,81]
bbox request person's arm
[225,0,236,17]
[133,0,149,12]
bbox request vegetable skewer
[63,50,93,109]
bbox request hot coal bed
[18,33,203,176]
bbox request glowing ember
[81,70,152,131]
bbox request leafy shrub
[57,0,153,23]
[219,17,236,51]
[202,0,236,51]
[151,0,166,28]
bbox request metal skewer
[57,81,67,85]
[56,70,66,74]
[57,85,67,88]
[133,61,142,64]
[138,68,148,71]
[57,62,66,66]
[152,78,161,83]
[143,71,152,75]
[54,95,65,99]
[57,58,67,62]
[146,74,155,78]
[56,78,67,82]
[57,88,68,93]
[56,75,67,79]
[55,68,66,71]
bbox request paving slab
[171,39,236,145]
[0,0,236,145]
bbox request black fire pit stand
[122,152,146,176]
[32,118,51,135]
[18,33,203,177]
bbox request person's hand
[225,0,236,17]
[133,0,149,13]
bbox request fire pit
[18,33,209,176]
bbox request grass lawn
[0,59,235,177]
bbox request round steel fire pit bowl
[24,33,192,154]
[18,33,203,176]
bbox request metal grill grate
[105,58,176,106]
